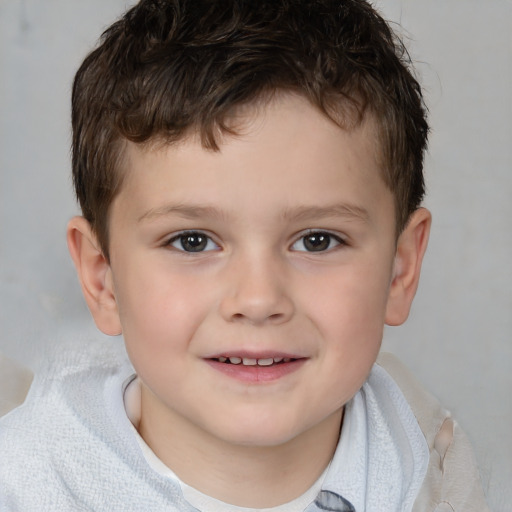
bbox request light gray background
[0,1,510,509]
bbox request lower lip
[205,359,306,383]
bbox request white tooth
[229,357,242,364]
[242,358,257,366]
[257,358,274,366]
[218,357,227,363]
[283,358,291,363]
[273,357,283,363]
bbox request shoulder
[0,347,134,509]
[0,352,33,418]
[376,353,490,512]
[0,359,70,508]
[0,353,39,494]
[0,344,190,511]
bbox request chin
[206,415,301,448]
[212,412,331,450]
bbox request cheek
[303,264,391,337]
[299,264,391,390]
[113,264,210,357]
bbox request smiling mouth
[211,356,296,367]
[206,355,305,382]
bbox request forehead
[114,94,390,223]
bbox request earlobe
[385,208,431,326]
[67,216,122,336]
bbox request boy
[0,0,488,510]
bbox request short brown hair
[72,0,428,259]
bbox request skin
[68,93,431,507]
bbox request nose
[219,252,294,325]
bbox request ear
[385,208,431,326]
[66,216,122,336]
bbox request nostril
[219,285,294,325]
[229,311,286,324]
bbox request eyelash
[164,230,346,254]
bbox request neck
[138,387,343,508]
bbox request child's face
[107,94,399,447]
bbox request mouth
[205,354,306,382]
[210,356,296,367]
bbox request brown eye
[181,233,207,252]
[168,231,218,252]
[303,233,331,251]
[292,231,343,252]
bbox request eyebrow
[138,203,228,223]
[281,204,370,223]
